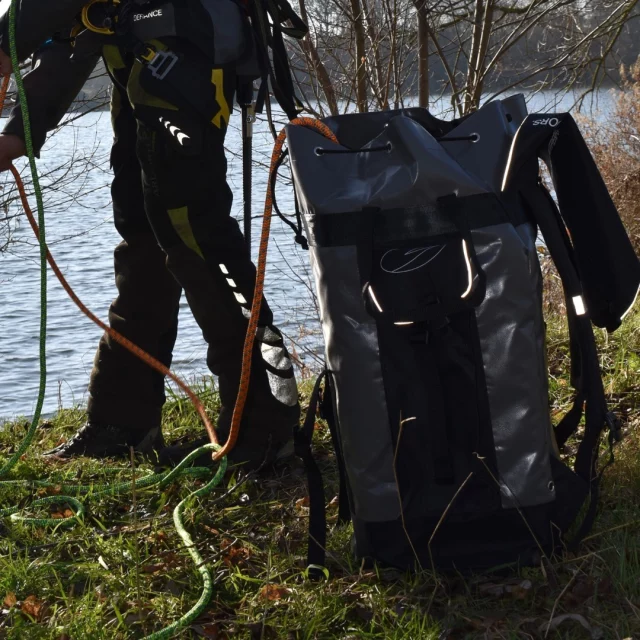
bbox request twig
[545,557,588,638]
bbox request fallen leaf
[221,539,251,566]
[295,497,310,510]
[3,593,16,608]
[507,579,533,599]
[141,564,166,574]
[21,595,45,621]
[478,582,505,597]
[259,584,291,601]
[191,622,222,638]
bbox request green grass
[0,310,639,639]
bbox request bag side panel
[310,247,400,522]
[473,221,555,508]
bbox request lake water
[0,89,617,419]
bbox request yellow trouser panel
[168,207,205,259]
[103,44,126,72]
[211,69,230,129]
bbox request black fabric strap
[294,372,329,574]
[321,372,351,525]
[306,193,520,249]
[518,183,617,544]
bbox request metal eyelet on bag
[548,481,555,492]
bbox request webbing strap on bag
[518,182,619,544]
[294,370,350,575]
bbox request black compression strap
[294,372,329,575]
[321,372,351,526]
[306,193,519,248]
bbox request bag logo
[532,117,560,127]
[134,9,163,21]
[380,246,445,274]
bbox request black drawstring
[438,134,480,143]
[315,142,392,156]
[271,149,309,250]
[313,134,479,157]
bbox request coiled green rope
[0,2,229,637]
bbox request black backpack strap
[246,0,306,121]
[294,371,328,573]
[294,370,351,575]
[320,372,351,525]
[514,180,620,543]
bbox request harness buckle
[145,49,179,80]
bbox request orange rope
[214,117,338,461]
[1,69,338,463]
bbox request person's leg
[46,54,182,458]
[127,44,299,467]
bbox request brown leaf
[63,509,75,518]
[507,579,533,600]
[295,497,310,510]
[191,622,222,638]
[141,564,166,574]
[259,584,291,601]
[21,595,45,621]
[3,593,16,608]
[221,540,251,567]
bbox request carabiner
[81,0,121,36]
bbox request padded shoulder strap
[503,113,640,332]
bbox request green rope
[0,0,48,479]
[0,3,231,637]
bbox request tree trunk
[465,0,485,113]
[362,0,389,110]
[350,0,369,112]
[298,0,339,116]
[469,0,494,112]
[413,0,429,108]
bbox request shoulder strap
[505,154,620,541]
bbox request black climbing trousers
[87,40,299,453]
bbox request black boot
[158,326,300,470]
[44,422,165,460]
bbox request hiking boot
[44,422,165,460]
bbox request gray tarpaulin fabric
[288,96,555,521]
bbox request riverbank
[0,307,638,639]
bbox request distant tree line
[291,0,640,115]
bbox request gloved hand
[0,134,26,171]
[0,47,12,76]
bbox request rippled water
[0,90,615,419]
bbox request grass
[0,309,639,639]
